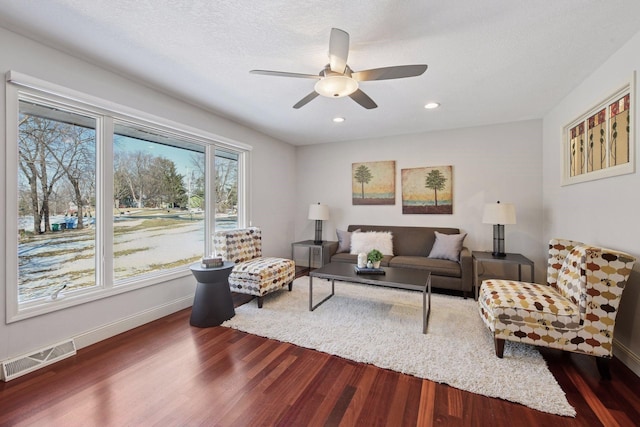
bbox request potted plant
[367,249,384,268]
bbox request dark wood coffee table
[308,262,432,334]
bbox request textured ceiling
[1,0,640,145]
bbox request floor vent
[1,339,76,382]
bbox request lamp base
[492,224,506,258]
[313,220,323,247]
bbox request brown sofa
[327,225,473,297]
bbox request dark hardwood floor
[1,283,639,426]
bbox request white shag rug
[222,276,576,417]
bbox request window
[562,75,635,185]
[6,72,251,321]
[17,100,98,302]
[215,149,239,231]
[112,123,206,283]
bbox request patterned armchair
[478,238,635,378]
[213,227,295,308]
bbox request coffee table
[309,262,432,334]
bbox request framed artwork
[402,166,453,214]
[352,160,395,205]
[563,72,635,185]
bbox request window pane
[113,124,205,282]
[569,122,585,176]
[587,109,606,172]
[609,94,631,167]
[215,149,238,231]
[18,101,97,302]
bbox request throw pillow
[350,231,394,256]
[428,231,467,262]
[336,228,360,253]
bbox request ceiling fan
[250,28,428,109]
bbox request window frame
[5,71,252,322]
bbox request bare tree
[18,115,66,233]
[44,124,95,229]
[114,151,154,208]
[215,156,237,213]
[188,152,205,208]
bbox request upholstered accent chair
[478,238,636,378]
[213,227,295,308]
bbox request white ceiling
[1,0,640,146]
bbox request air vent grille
[2,339,76,381]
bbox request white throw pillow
[428,231,467,262]
[350,231,394,256]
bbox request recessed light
[333,117,345,123]
[424,102,440,109]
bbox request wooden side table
[472,252,534,300]
[189,261,235,327]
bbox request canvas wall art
[352,160,395,205]
[401,165,453,214]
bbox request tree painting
[354,165,373,198]
[351,161,395,205]
[424,169,447,207]
[402,166,452,214]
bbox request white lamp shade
[308,203,330,220]
[482,202,516,225]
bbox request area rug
[222,276,576,417]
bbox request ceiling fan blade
[349,89,377,109]
[352,64,428,81]
[293,91,320,109]
[250,70,321,79]
[329,28,349,74]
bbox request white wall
[295,120,544,278]
[543,29,640,374]
[0,27,296,361]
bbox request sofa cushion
[478,279,581,331]
[229,257,296,297]
[389,256,461,278]
[350,231,394,256]
[428,231,467,262]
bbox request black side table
[472,251,534,300]
[189,261,235,327]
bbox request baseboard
[613,340,640,377]
[73,296,193,350]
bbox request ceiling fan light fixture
[315,75,358,98]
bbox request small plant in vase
[367,249,384,269]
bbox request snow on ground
[18,217,205,301]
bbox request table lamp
[308,203,329,245]
[482,201,516,257]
